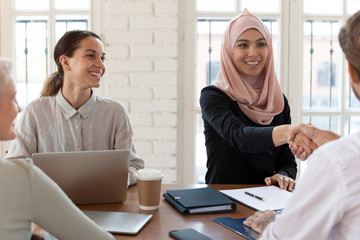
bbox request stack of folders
[163,187,236,215]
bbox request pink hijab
[214,8,284,125]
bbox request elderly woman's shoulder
[0,157,33,176]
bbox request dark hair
[339,10,360,78]
[40,30,101,97]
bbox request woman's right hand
[288,132,318,160]
[288,123,340,160]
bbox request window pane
[196,19,228,106]
[345,116,360,135]
[302,115,339,133]
[347,0,360,14]
[15,0,49,10]
[304,0,343,14]
[197,0,235,12]
[241,0,279,13]
[15,17,48,106]
[302,21,341,109]
[55,0,90,10]
[263,20,279,75]
[55,15,88,42]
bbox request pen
[244,191,265,202]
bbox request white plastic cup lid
[136,168,163,180]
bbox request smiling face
[61,36,106,90]
[0,75,21,141]
[232,28,268,77]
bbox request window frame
[0,0,103,76]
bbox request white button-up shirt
[260,132,360,240]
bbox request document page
[220,186,292,211]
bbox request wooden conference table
[79,184,261,240]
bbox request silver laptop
[82,210,152,235]
[32,150,129,205]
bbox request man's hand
[288,123,340,160]
[264,174,295,192]
[243,210,277,233]
[289,123,340,148]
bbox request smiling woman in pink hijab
[200,9,297,191]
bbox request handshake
[287,123,340,160]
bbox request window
[301,0,360,130]
[183,0,360,183]
[1,0,92,107]
[13,0,90,106]
[299,0,360,171]
[0,0,100,157]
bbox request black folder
[163,187,236,215]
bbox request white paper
[220,186,292,211]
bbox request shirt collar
[56,90,96,120]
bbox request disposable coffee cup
[136,169,163,210]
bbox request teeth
[90,72,102,77]
[246,61,259,65]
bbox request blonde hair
[0,57,12,98]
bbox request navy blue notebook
[213,217,259,240]
[163,187,236,215]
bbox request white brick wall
[104,0,178,183]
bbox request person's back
[0,157,114,239]
[259,132,360,239]
[311,132,360,239]
[0,158,33,239]
[326,133,360,238]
